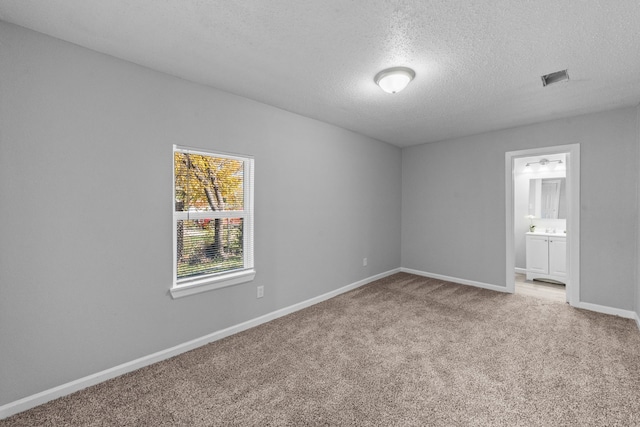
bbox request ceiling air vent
[541,69,569,87]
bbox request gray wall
[637,105,640,322]
[0,22,402,405]
[402,107,639,310]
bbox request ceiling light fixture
[374,67,415,94]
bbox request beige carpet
[3,273,640,426]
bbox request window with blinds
[171,145,255,298]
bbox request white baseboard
[635,312,640,331]
[572,301,637,320]
[400,267,510,293]
[0,268,400,420]
[514,267,527,275]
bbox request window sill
[170,269,256,299]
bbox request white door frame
[505,144,580,305]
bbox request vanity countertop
[526,231,566,237]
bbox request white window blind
[172,145,254,298]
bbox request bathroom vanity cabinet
[525,232,566,284]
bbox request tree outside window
[172,147,254,294]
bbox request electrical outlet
[363,258,368,266]
[257,285,264,298]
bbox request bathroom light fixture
[374,67,416,94]
[525,158,563,167]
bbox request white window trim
[171,145,255,299]
[170,268,256,299]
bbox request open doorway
[514,153,567,302]
[505,144,580,306]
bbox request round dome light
[374,67,416,94]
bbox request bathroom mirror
[529,178,566,219]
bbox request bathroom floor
[515,273,566,303]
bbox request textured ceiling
[1,1,640,147]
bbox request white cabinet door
[526,235,549,274]
[549,238,566,277]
